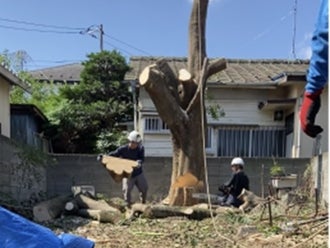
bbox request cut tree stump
[170,172,204,206]
[33,194,72,222]
[100,155,138,183]
[64,200,79,214]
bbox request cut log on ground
[77,209,123,224]
[64,200,79,214]
[33,194,72,222]
[237,189,265,213]
[107,197,128,213]
[128,203,219,220]
[74,194,120,213]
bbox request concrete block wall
[1,133,325,205]
[0,135,47,202]
[47,155,310,202]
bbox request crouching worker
[218,157,249,208]
[108,130,149,207]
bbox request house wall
[300,87,328,157]
[291,86,328,158]
[11,114,40,146]
[138,83,328,158]
[0,79,10,137]
[206,87,286,126]
[139,87,289,157]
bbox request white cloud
[297,46,312,59]
[296,32,313,59]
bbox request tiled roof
[29,63,83,83]
[125,57,309,85]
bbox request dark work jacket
[225,171,250,197]
[108,144,144,178]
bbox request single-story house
[0,64,29,138]
[124,57,328,158]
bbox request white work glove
[96,154,103,161]
[136,160,142,168]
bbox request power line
[104,33,152,55]
[0,24,79,34]
[0,17,84,30]
[81,25,152,56]
[104,40,133,56]
[0,16,152,56]
[0,16,152,60]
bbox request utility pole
[99,24,104,51]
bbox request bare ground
[42,199,328,248]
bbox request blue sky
[0,0,321,70]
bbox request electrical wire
[0,24,79,34]
[0,17,84,30]
[104,33,152,56]
[0,17,152,56]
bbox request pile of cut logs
[32,188,230,223]
[32,187,124,224]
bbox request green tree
[10,72,63,117]
[52,50,132,153]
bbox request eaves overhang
[0,65,31,92]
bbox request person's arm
[305,0,328,93]
[300,0,328,138]
[136,145,145,166]
[224,174,235,188]
[108,146,123,157]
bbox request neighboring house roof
[29,63,83,84]
[0,64,30,91]
[125,57,309,86]
[28,58,309,87]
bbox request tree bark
[139,0,227,206]
[77,209,122,224]
[75,194,120,213]
[128,203,216,220]
[33,194,72,222]
[64,200,79,214]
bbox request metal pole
[99,24,104,51]
[313,134,322,217]
[261,164,264,198]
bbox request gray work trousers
[122,173,148,206]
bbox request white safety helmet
[127,130,142,143]
[231,157,245,167]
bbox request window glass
[218,126,286,157]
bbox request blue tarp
[0,206,94,248]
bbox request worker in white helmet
[108,130,148,207]
[218,157,249,207]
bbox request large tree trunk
[139,0,226,206]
